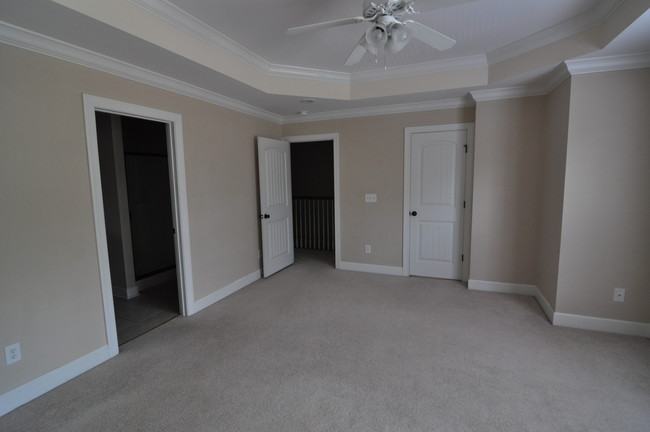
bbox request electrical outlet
[365,244,372,254]
[5,343,21,365]
[613,288,625,302]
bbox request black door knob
[410,211,417,216]
[259,213,270,219]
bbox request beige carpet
[2,250,649,431]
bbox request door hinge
[463,201,466,209]
[464,144,468,154]
[461,254,464,262]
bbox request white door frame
[82,94,195,357]
[403,123,474,281]
[282,134,341,269]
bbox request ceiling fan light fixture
[287,0,463,67]
[365,24,388,50]
[386,23,412,54]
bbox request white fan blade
[410,0,477,13]
[345,36,368,65]
[407,20,455,50]
[286,17,367,36]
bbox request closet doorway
[96,112,180,345]
[83,95,193,357]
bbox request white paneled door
[257,137,294,277]
[407,127,467,279]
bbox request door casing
[83,94,195,358]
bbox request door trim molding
[82,94,195,357]
[403,123,475,279]
[282,134,341,270]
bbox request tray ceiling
[1,0,649,120]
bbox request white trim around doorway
[82,94,195,358]
[282,134,341,269]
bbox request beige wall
[0,43,280,393]
[470,97,546,284]
[535,79,571,309]
[282,108,475,267]
[556,69,650,322]
[2,38,649,404]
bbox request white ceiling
[161,0,606,71]
[1,0,649,120]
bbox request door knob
[410,211,417,216]
[259,213,270,219]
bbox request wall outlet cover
[5,343,21,365]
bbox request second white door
[406,126,467,280]
[257,137,294,278]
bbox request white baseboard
[553,313,650,338]
[135,269,177,291]
[112,270,176,299]
[112,285,139,299]
[533,287,555,324]
[0,345,110,417]
[338,261,404,276]
[468,279,537,296]
[468,279,649,338]
[192,270,261,314]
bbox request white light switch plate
[365,194,377,203]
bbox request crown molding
[131,0,488,85]
[3,17,647,127]
[487,0,624,65]
[351,55,488,82]
[565,52,650,75]
[130,0,267,74]
[0,20,473,125]
[265,64,349,82]
[280,96,474,124]
[131,0,350,83]
[470,86,547,103]
[0,21,283,123]
[544,52,650,93]
[542,63,571,94]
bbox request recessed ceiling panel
[166,0,608,71]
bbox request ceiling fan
[286,0,474,66]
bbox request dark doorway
[290,140,335,261]
[96,112,179,345]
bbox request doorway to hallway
[290,139,335,266]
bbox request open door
[257,137,294,277]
